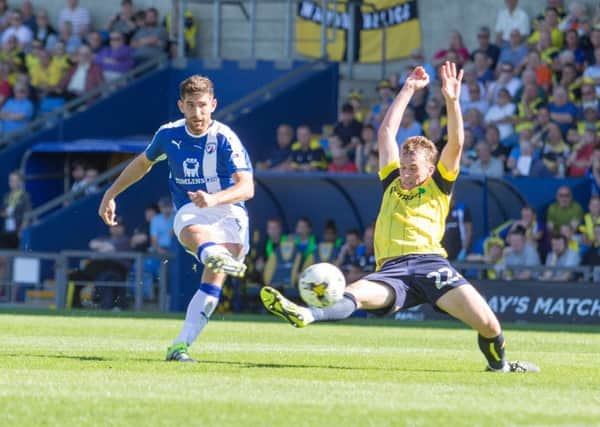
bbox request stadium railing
[453,262,599,283]
[0,54,169,150]
[0,249,170,311]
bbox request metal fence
[0,250,169,311]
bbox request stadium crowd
[0,0,196,137]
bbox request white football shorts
[173,203,249,258]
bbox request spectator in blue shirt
[150,196,174,255]
[0,84,33,135]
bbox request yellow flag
[295,0,421,63]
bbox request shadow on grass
[5,353,106,362]
[164,358,453,373]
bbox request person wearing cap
[346,90,368,123]
[466,236,506,279]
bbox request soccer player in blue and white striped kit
[99,75,253,362]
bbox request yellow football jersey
[374,160,458,269]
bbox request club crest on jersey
[206,142,216,153]
[183,158,200,178]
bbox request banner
[296,0,421,63]
[394,281,600,325]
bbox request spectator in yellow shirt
[30,49,64,94]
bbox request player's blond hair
[401,136,438,165]
[179,75,214,99]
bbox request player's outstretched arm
[377,66,429,170]
[98,153,154,225]
[187,171,254,209]
[439,61,464,174]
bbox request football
[298,263,346,308]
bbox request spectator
[548,86,578,135]
[256,123,294,171]
[355,124,378,173]
[365,79,393,130]
[345,90,368,123]
[509,205,544,250]
[466,236,506,279]
[335,229,362,276]
[356,225,376,276]
[150,196,174,255]
[461,82,489,115]
[408,48,435,81]
[0,0,9,32]
[55,45,104,100]
[0,171,31,249]
[328,147,358,173]
[542,234,580,281]
[484,124,511,163]
[523,50,552,92]
[567,125,597,176]
[164,0,197,56]
[422,98,447,140]
[503,229,541,280]
[473,26,500,70]
[507,139,535,176]
[50,41,71,76]
[289,124,327,172]
[88,219,131,310]
[312,220,342,264]
[546,186,584,233]
[20,0,36,33]
[33,9,58,51]
[487,62,522,104]
[290,217,316,261]
[497,29,528,72]
[484,88,516,141]
[558,1,585,32]
[57,21,82,55]
[29,49,64,96]
[513,82,545,133]
[469,141,504,178]
[495,0,530,46]
[581,224,600,267]
[464,108,485,141]
[82,167,100,195]
[85,31,105,55]
[108,0,137,43]
[588,144,600,196]
[130,7,168,65]
[1,10,32,50]
[460,127,478,172]
[442,198,472,261]
[0,83,34,135]
[58,0,90,37]
[69,161,86,194]
[0,61,12,105]
[395,106,422,144]
[535,122,570,177]
[580,82,599,116]
[582,48,600,96]
[472,52,494,86]
[528,7,564,49]
[333,103,362,149]
[579,195,600,246]
[433,30,469,65]
[563,29,586,72]
[130,203,158,252]
[260,217,286,269]
[95,31,134,82]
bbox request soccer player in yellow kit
[261,62,539,373]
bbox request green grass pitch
[1,311,599,427]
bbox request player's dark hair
[179,75,214,99]
[401,136,438,165]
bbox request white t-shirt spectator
[469,157,504,178]
[484,103,516,140]
[1,25,32,47]
[495,7,530,43]
[58,6,90,36]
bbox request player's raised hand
[98,197,117,226]
[441,61,464,102]
[188,190,217,208]
[404,66,430,91]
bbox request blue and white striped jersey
[145,119,252,209]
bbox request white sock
[173,283,221,345]
[197,242,230,264]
